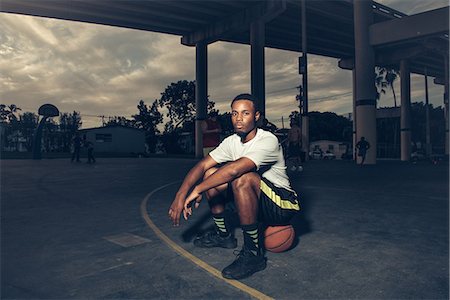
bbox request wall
[81,126,145,154]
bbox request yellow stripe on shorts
[260,180,300,211]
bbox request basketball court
[1,158,448,299]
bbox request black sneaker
[193,231,237,249]
[221,247,267,280]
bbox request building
[79,125,146,155]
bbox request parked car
[411,151,425,161]
[309,150,322,160]
[309,150,336,160]
[323,151,336,160]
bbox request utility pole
[425,68,431,158]
[300,0,309,161]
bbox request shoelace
[232,248,253,260]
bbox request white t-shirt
[209,129,294,192]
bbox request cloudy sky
[0,0,448,129]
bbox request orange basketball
[264,225,295,253]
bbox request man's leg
[193,167,237,249]
[294,155,301,170]
[288,144,296,171]
[222,172,266,280]
[231,172,260,225]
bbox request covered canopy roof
[1,0,448,79]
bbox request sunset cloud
[0,0,447,128]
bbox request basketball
[264,225,295,253]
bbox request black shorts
[258,177,300,225]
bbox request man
[201,111,222,157]
[287,119,302,171]
[168,94,300,280]
[71,133,81,163]
[356,136,370,165]
[85,140,96,164]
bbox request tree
[375,67,399,107]
[308,111,352,142]
[0,104,21,150]
[385,69,398,107]
[105,116,136,128]
[59,111,82,152]
[289,111,301,126]
[158,80,215,134]
[410,102,445,153]
[18,112,39,151]
[133,100,163,152]
[217,112,233,135]
[0,104,21,123]
[375,67,387,102]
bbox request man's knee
[231,172,260,191]
[203,167,218,180]
[203,167,227,200]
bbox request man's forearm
[195,158,255,194]
[177,164,206,197]
[195,163,237,194]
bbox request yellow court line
[140,182,274,300]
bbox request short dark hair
[231,93,259,112]
[209,110,218,117]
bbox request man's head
[230,94,260,139]
[209,110,218,121]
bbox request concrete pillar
[195,42,208,158]
[354,0,377,164]
[302,116,309,159]
[424,69,431,157]
[444,55,449,156]
[400,60,411,161]
[250,20,265,117]
[352,68,357,160]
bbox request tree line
[1,79,445,156]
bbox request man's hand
[168,195,185,226]
[183,188,202,221]
[167,155,217,226]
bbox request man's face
[231,99,260,137]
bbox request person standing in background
[71,132,82,163]
[287,119,302,172]
[86,140,96,164]
[202,111,222,157]
[356,136,370,166]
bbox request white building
[79,125,146,155]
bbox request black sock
[242,223,261,256]
[213,213,229,237]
